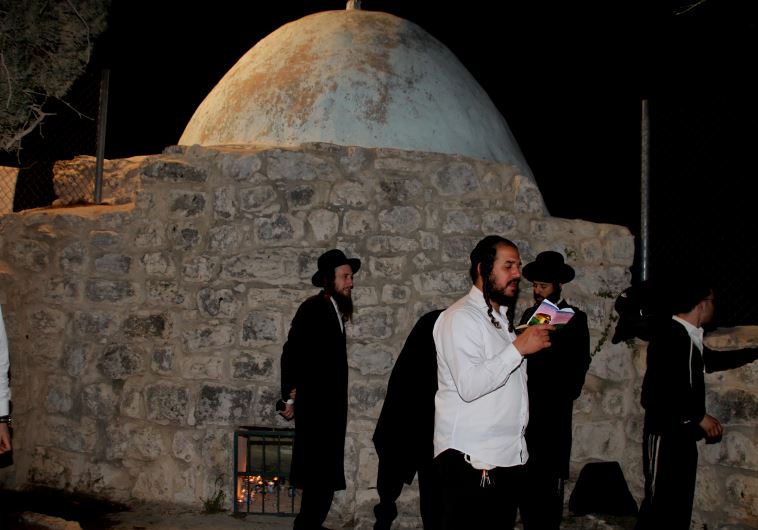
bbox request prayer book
[516,299,575,330]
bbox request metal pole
[94,69,110,205]
[640,99,650,282]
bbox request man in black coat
[280,249,360,530]
[635,280,722,529]
[517,251,591,530]
[372,309,443,530]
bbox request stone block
[145,383,190,424]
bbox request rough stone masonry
[0,143,755,529]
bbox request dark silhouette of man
[280,249,360,530]
[518,251,591,529]
[372,309,443,530]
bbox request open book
[516,299,575,330]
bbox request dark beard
[488,287,515,308]
[486,273,518,308]
[331,290,353,321]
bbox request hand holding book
[516,299,575,330]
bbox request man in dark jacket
[372,309,443,530]
[280,249,360,530]
[517,251,591,530]
[635,280,721,529]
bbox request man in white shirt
[433,235,553,529]
[0,304,12,454]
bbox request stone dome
[179,9,532,171]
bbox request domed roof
[179,9,532,170]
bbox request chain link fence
[0,69,104,212]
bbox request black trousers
[434,449,525,530]
[520,461,564,530]
[635,431,698,530]
[294,487,334,530]
[373,457,442,530]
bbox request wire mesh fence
[0,69,104,211]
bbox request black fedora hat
[311,249,361,287]
[522,250,575,284]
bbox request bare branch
[674,0,709,16]
[0,52,11,109]
[2,105,54,151]
[66,0,92,62]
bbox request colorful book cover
[525,299,575,328]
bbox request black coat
[520,300,591,478]
[280,292,348,490]
[372,309,442,484]
[641,318,758,439]
[641,318,706,439]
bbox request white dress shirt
[0,305,11,416]
[433,286,529,468]
[672,315,704,388]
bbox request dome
[179,9,532,170]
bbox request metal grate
[233,427,299,516]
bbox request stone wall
[0,142,752,528]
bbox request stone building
[0,7,756,529]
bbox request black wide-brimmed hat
[522,250,575,284]
[311,249,361,287]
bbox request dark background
[6,0,757,325]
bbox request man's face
[333,264,354,299]
[700,291,715,326]
[532,281,556,304]
[487,244,522,302]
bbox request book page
[526,299,575,328]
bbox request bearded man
[432,235,553,529]
[517,250,591,530]
[280,249,360,530]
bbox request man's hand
[513,324,554,356]
[699,413,722,440]
[279,388,296,420]
[281,402,295,420]
[0,423,11,454]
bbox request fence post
[640,99,650,282]
[94,69,110,205]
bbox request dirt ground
[0,488,295,530]
[0,487,637,529]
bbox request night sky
[89,1,755,229]
[16,1,758,322]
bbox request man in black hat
[517,251,591,530]
[280,249,360,530]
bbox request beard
[331,290,354,320]
[486,276,518,308]
[488,287,514,308]
[534,286,561,305]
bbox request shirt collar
[328,294,345,333]
[672,315,704,351]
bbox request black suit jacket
[372,309,442,484]
[641,318,706,439]
[520,300,591,478]
[280,291,348,490]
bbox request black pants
[520,462,564,530]
[635,431,698,530]
[294,487,334,530]
[373,457,442,530]
[434,449,525,530]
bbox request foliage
[592,312,618,358]
[201,475,227,514]
[0,0,110,153]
